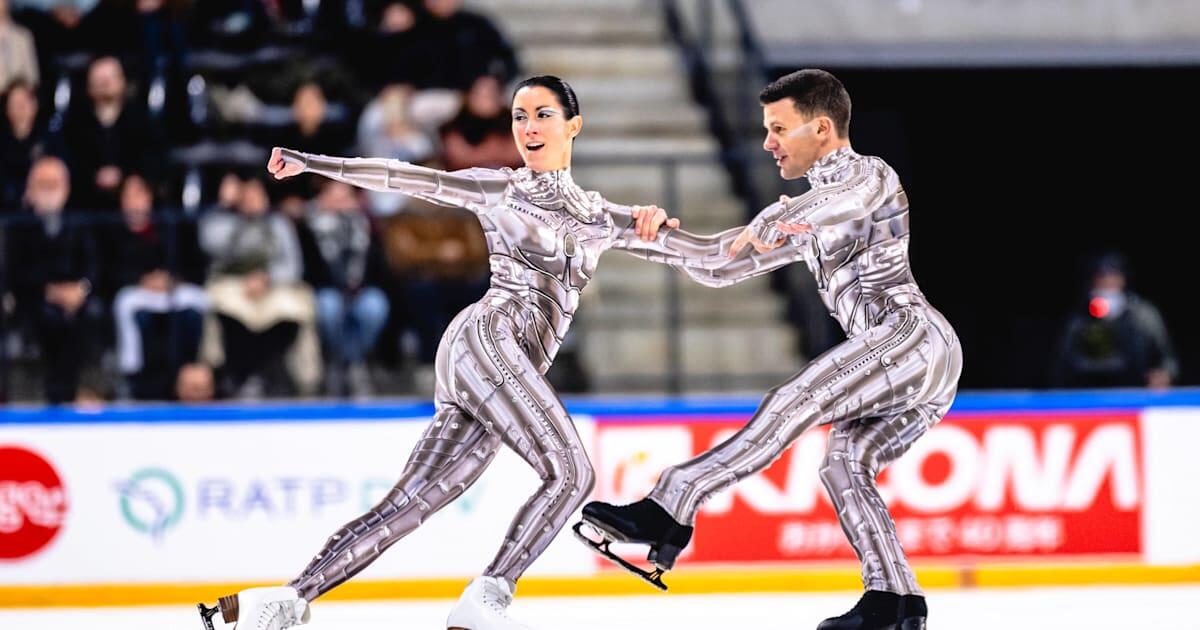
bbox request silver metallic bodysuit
[277,149,735,599]
[641,147,964,596]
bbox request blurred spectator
[350,1,431,89]
[382,202,487,366]
[80,0,188,70]
[4,156,101,403]
[187,0,271,51]
[199,175,319,397]
[109,173,209,400]
[64,55,157,209]
[421,0,516,89]
[272,80,352,199]
[440,73,521,171]
[0,0,40,88]
[2,79,61,208]
[304,180,390,397]
[1052,254,1178,390]
[356,84,435,215]
[10,0,96,55]
[174,361,216,402]
[286,80,352,157]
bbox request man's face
[176,364,215,402]
[1093,271,1126,294]
[25,159,70,216]
[425,0,461,19]
[87,57,126,104]
[762,98,825,180]
[292,84,327,129]
[238,180,269,216]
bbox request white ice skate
[446,576,535,630]
[197,586,310,630]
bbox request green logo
[116,468,185,539]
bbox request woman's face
[511,85,581,173]
[5,84,37,133]
[120,175,153,227]
[467,75,503,118]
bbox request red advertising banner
[593,412,1142,565]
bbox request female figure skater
[196,75,684,630]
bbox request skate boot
[816,591,902,630]
[573,498,693,591]
[898,594,927,630]
[446,576,535,630]
[197,586,310,630]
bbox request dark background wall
[767,65,1200,389]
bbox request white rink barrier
[2,392,1200,603]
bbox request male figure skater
[578,69,962,630]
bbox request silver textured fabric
[644,147,963,595]
[275,149,734,599]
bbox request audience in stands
[2,79,60,208]
[440,73,521,171]
[0,0,535,402]
[5,156,102,403]
[304,180,391,397]
[0,0,40,88]
[64,55,158,209]
[108,173,209,400]
[199,174,318,398]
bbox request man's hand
[776,221,814,235]
[267,147,305,180]
[728,226,788,258]
[631,205,679,242]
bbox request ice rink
[3,584,1198,629]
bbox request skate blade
[197,602,218,630]
[572,522,669,592]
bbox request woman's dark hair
[512,75,580,119]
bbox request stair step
[563,76,692,106]
[579,106,707,136]
[519,44,680,78]
[468,0,652,15]
[500,15,664,45]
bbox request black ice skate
[817,591,906,630]
[898,594,927,630]
[572,498,693,591]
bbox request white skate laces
[228,586,310,630]
[447,576,533,630]
[482,578,514,617]
[251,598,308,630]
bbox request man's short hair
[759,69,851,138]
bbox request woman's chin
[524,154,566,172]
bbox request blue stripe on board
[2,389,1199,426]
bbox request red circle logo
[0,446,68,560]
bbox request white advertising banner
[0,415,597,584]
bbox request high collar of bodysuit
[513,167,602,223]
[806,146,859,186]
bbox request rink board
[2,392,1200,605]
